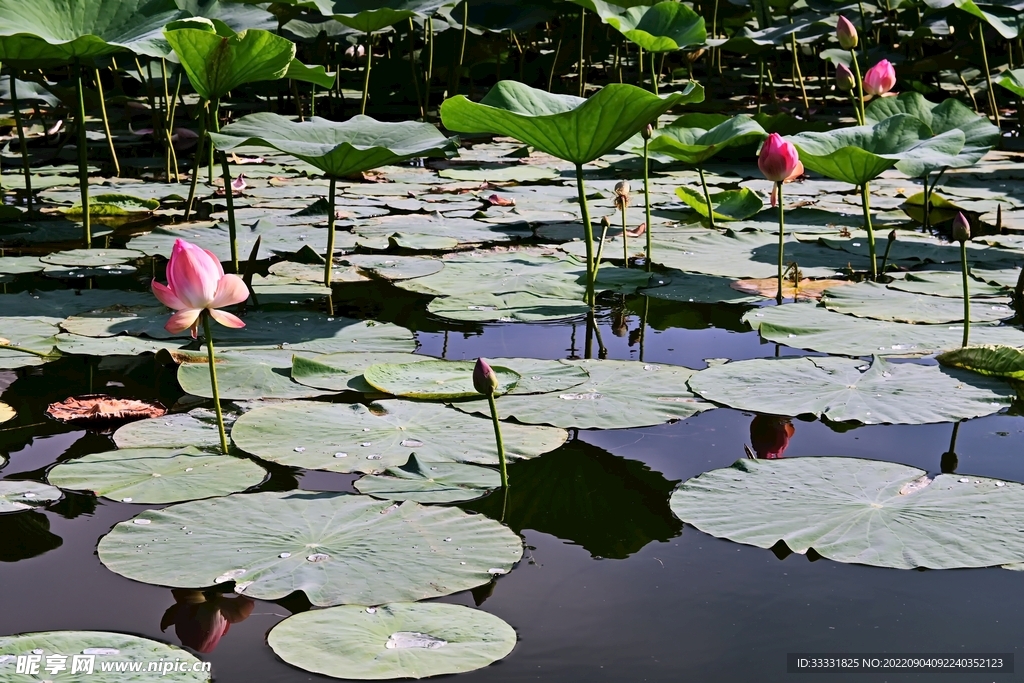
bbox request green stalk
[456,1,469,96]
[922,170,931,228]
[960,241,971,347]
[486,393,508,488]
[698,166,715,229]
[791,33,809,112]
[184,99,208,221]
[324,177,337,286]
[361,31,373,115]
[74,60,91,248]
[579,9,586,96]
[211,100,238,273]
[638,45,644,89]
[850,51,866,124]
[409,18,425,119]
[861,182,878,279]
[977,24,1001,127]
[650,50,658,95]
[575,164,596,307]
[94,68,120,177]
[10,72,32,213]
[202,312,230,454]
[643,135,652,271]
[776,181,785,304]
[425,17,434,119]
[620,202,628,267]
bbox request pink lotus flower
[863,59,897,95]
[836,16,858,50]
[758,133,802,183]
[152,239,248,338]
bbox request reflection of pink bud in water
[749,414,795,459]
[160,589,254,654]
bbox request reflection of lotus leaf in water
[464,439,681,559]
[0,511,62,562]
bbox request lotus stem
[211,99,238,273]
[10,72,32,213]
[486,393,508,489]
[776,181,785,304]
[960,241,971,347]
[74,60,91,249]
[620,202,628,267]
[575,164,596,307]
[643,135,652,271]
[184,99,208,221]
[425,17,434,119]
[93,68,120,177]
[850,51,866,125]
[202,311,229,454]
[595,216,611,272]
[324,177,337,286]
[638,45,645,90]
[757,58,764,114]
[409,18,425,119]
[791,33,809,112]
[579,9,586,96]
[0,342,55,358]
[879,229,896,275]
[861,182,878,279]
[698,166,716,229]
[548,25,563,92]
[977,24,1002,127]
[361,31,373,115]
[650,50,659,95]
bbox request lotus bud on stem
[952,212,971,347]
[474,358,508,489]
[642,124,653,271]
[758,134,801,304]
[879,229,896,275]
[614,180,631,267]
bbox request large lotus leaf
[440,81,703,165]
[787,115,961,185]
[640,270,762,304]
[54,334,187,357]
[428,292,590,322]
[60,305,180,339]
[454,359,713,429]
[175,0,277,32]
[296,0,454,32]
[0,256,45,274]
[688,355,1012,424]
[210,113,458,178]
[997,68,1024,98]
[744,304,1024,356]
[0,318,60,369]
[937,345,1024,380]
[936,0,1020,38]
[97,491,523,606]
[364,360,520,399]
[640,114,767,165]
[164,27,295,101]
[269,602,516,679]
[63,194,160,216]
[127,220,348,261]
[39,248,144,267]
[671,456,1024,569]
[354,455,500,504]
[113,411,224,450]
[675,186,763,221]
[291,352,425,392]
[886,270,1008,298]
[865,92,998,170]
[0,0,186,66]
[816,233,1015,269]
[0,290,153,319]
[0,631,209,681]
[354,215,531,251]
[231,400,567,474]
[397,251,585,298]
[582,0,706,52]
[341,254,444,281]
[211,312,416,354]
[820,281,1013,324]
[0,480,63,513]
[47,447,267,504]
[177,350,333,400]
[283,59,337,89]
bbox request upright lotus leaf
[924,0,1019,38]
[671,457,1024,569]
[294,0,456,32]
[937,345,1024,380]
[997,68,1024,98]
[642,114,768,165]
[175,0,278,32]
[573,0,707,52]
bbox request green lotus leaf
[0,631,209,681]
[0,256,45,275]
[210,113,458,177]
[363,360,521,399]
[937,344,1024,380]
[671,457,1024,569]
[268,603,517,679]
[997,68,1024,98]
[440,80,703,165]
[231,399,567,474]
[284,58,337,89]
[744,303,1024,357]
[354,454,500,503]
[62,194,160,216]
[428,291,590,322]
[675,185,763,221]
[113,410,225,450]
[639,114,767,165]
[295,0,455,33]
[127,219,348,261]
[47,447,267,504]
[40,248,144,267]
[176,350,334,400]
[820,281,1013,324]
[927,0,1020,38]
[787,114,964,185]
[886,270,1008,298]
[453,359,713,429]
[576,0,707,52]
[0,317,60,369]
[176,0,278,32]
[97,491,523,606]
[0,480,62,513]
[687,355,1012,424]
[291,352,425,392]
[0,0,186,67]
[209,311,416,354]
[865,92,999,172]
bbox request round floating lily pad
[0,400,14,424]
[47,447,267,504]
[231,400,567,474]
[670,457,1024,569]
[363,360,520,399]
[0,256,44,274]
[268,260,368,284]
[0,317,59,369]
[61,305,184,339]
[214,312,416,354]
[688,356,1012,424]
[268,602,516,680]
[177,350,334,400]
[428,291,590,322]
[454,359,713,429]
[39,249,144,267]
[97,491,523,606]
[291,352,426,392]
[44,264,138,279]
[821,282,1013,324]
[354,455,500,503]
[54,334,187,357]
[0,631,210,682]
[489,357,590,395]
[887,270,1007,298]
[0,480,63,513]
[341,254,445,281]
[113,411,230,450]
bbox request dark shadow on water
[0,511,62,562]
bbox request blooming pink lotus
[863,59,897,96]
[758,133,802,183]
[152,239,248,338]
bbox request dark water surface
[3,301,1024,682]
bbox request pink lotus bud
[758,133,801,183]
[835,63,855,92]
[837,16,858,50]
[473,358,499,396]
[151,239,249,338]
[952,212,971,243]
[642,124,654,140]
[863,59,897,96]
